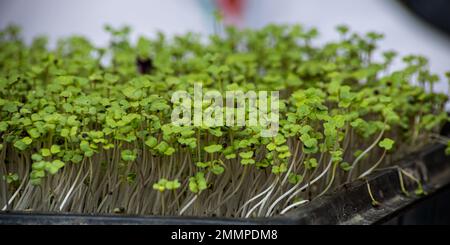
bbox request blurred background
[1,0,449,93]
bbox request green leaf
[204,144,223,153]
[5,173,19,184]
[225,153,236,159]
[61,128,70,138]
[155,141,169,153]
[274,135,286,145]
[278,151,292,159]
[84,150,94,157]
[330,150,343,163]
[211,165,225,175]
[305,158,318,169]
[127,172,137,183]
[276,145,289,153]
[241,158,255,165]
[189,178,199,193]
[14,138,32,151]
[415,186,425,196]
[239,151,254,159]
[32,161,46,171]
[379,138,395,151]
[22,137,33,145]
[3,102,18,112]
[196,161,210,168]
[288,173,303,185]
[46,160,65,175]
[163,147,175,156]
[50,145,61,154]
[145,137,158,148]
[197,179,207,191]
[13,141,27,151]
[336,25,349,35]
[31,169,45,179]
[104,73,119,83]
[27,128,41,139]
[272,164,287,174]
[300,134,317,148]
[165,180,181,190]
[340,162,352,172]
[60,91,72,98]
[178,137,197,149]
[0,121,8,132]
[123,86,143,100]
[266,143,276,151]
[153,182,165,192]
[71,154,84,163]
[121,149,137,162]
[189,172,208,193]
[31,154,43,161]
[80,141,90,152]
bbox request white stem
[179,195,198,215]
[2,173,28,211]
[280,200,309,215]
[358,150,386,179]
[265,173,303,217]
[286,158,333,204]
[245,183,276,218]
[59,163,85,211]
[316,162,338,198]
[347,127,385,182]
[281,141,301,185]
[238,181,276,216]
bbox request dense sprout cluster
[0,24,448,217]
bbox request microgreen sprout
[0,23,447,217]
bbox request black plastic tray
[1,142,449,225]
